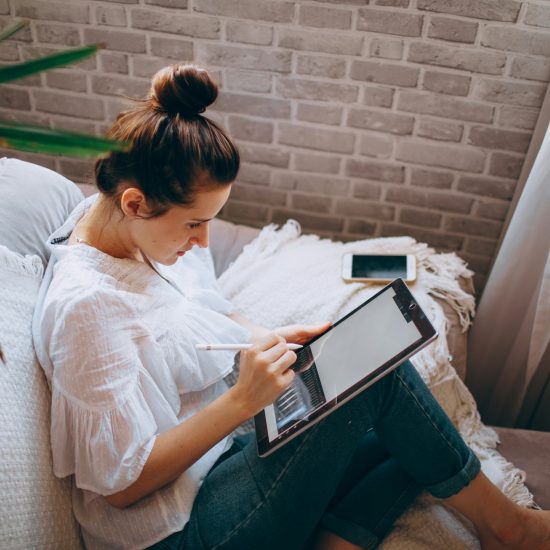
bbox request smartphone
[341,253,416,283]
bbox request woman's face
[123,184,232,265]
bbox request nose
[189,223,209,248]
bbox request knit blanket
[218,220,535,549]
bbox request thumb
[307,322,332,334]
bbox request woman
[32,64,550,550]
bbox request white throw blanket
[218,220,535,549]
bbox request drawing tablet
[254,278,437,457]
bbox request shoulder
[45,250,136,319]
[46,249,144,321]
[56,285,137,329]
[42,261,144,367]
[44,285,146,410]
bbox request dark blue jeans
[146,361,480,550]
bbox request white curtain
[466,115,550,430]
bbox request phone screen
[352,255,407,279]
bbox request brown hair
[95,64,239,216]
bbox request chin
[161,256,179,266]
[147,253,178,266]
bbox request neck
[77,195,142,261]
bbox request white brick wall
[1,0,548,293]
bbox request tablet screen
[256,279,437,453]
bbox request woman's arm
[106,320,330,508]
[105,384,250,509]
[105,333,296,509]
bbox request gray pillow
[0,157,84,265]
[209,218,260,277]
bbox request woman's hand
[273,322,332,345]
[232,333,297,418]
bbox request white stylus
[195,343,303,351]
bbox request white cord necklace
[74,235,181,293]
[75,236,92,246]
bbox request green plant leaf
[0,43,104,84]
[0,121,130,157]
[0,18,29,43]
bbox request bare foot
[313,530,363,550]
[479,509,550,550]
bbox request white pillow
[0,158,84,265]
[0,245,83,549]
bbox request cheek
[157,222,190,246]
[137,221,170,246]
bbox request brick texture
[350,60,419,87]
[370,38,403,60]
[276,78,358,102]
[481,27,550,57]
[410,168,454,189]
[297,103,343,126]
[193,0,295,23]
[427,16,478,43]
[357,8,423,37]
[422,71,470,96]
[408,42,506,75]
[524,4,550,29]
[348,108,414,135]
[417,118,463,142]
[510,57,550,83]
[296,55,346,79]
[278,28,363,56]
[299,5,352,30]
[396,140,485,172]
[15,0,90,23]
[279,123,356,154]
[35,24,81,46]
[131,9,220,39]
[417,0,521,23]
[226,21,273,46]
[228,116,273,143]
[4,0,547,295]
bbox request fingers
[249,332,285,352]
[271,348,297,375]
[259,340,296,370]
[279,366,296,388]
[310,321,332,334]
[292,322,332,344]
[243,333,297,372]
[295,322,332,339]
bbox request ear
[119,187,153,219]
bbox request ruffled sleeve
[47,290,178,496]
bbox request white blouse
[32,195,251,550]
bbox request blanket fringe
[0,245,43,279]
[421,253,476,332]
[238,219,302,265]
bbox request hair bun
[151,64,218,117]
